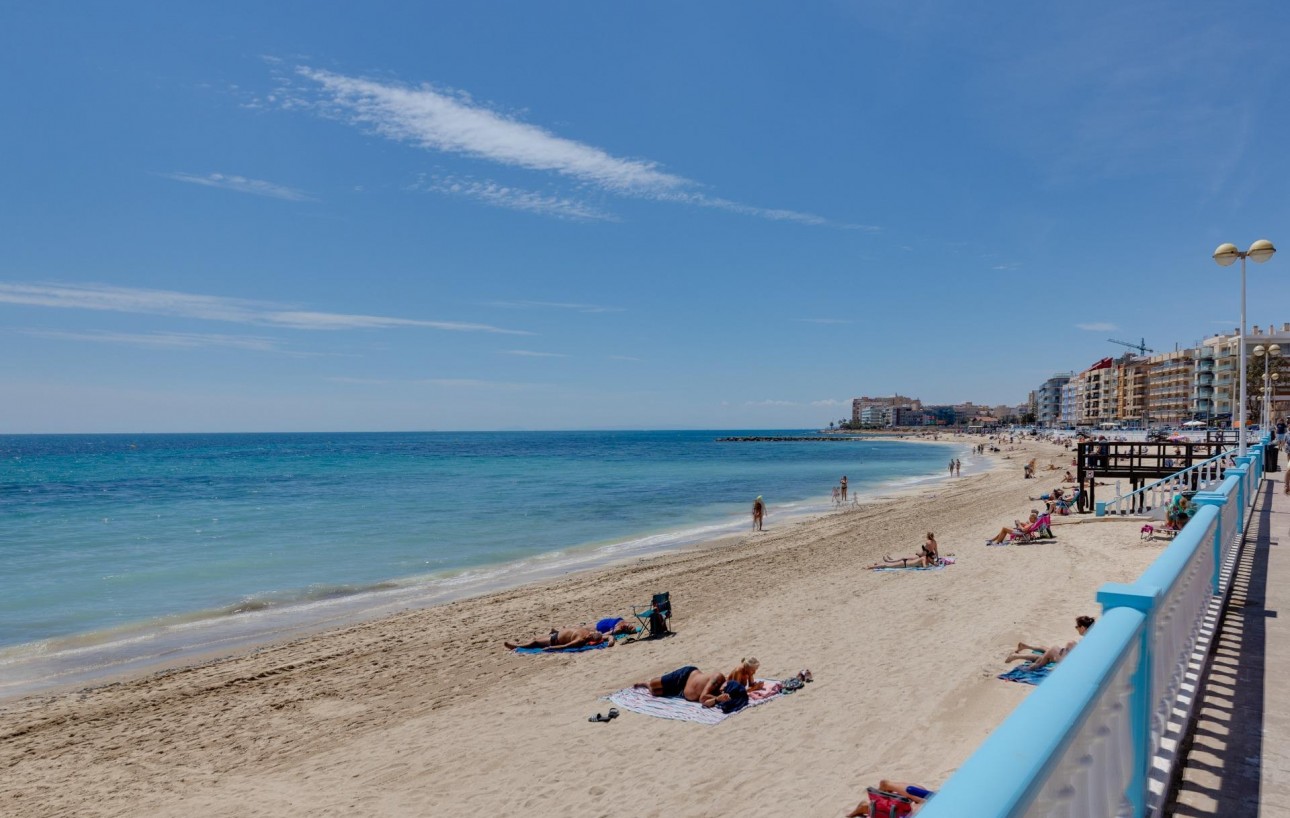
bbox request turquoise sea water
[0,431,965,694]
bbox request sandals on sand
[588,708,620,723]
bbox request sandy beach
[0,437,1159,817]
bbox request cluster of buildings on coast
[1032,324,1290,429]
[847,324,1290,430]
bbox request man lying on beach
[633,666,731,707]
[1005,615,1094,671]
[505,626,616,651]
[845,779,935,816]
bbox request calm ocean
[0,431,964,694]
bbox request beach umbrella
[1182,420,1206,428]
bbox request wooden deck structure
[1074,440,1234,511]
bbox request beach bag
[719,680,748,714]
[866,788,915,817]
[646,609,670,639]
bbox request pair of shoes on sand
[796,669,813,683]
[588,708,619,723]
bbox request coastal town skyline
[3,4,1289,433]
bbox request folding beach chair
[866,788,916,817]
[630,592,673,640]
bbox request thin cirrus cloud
[410,174,616,222]
[0,283,532,335]
[501,349,568,358]
[16,328,293,353]
[161,172,314,202]
[283,66,842,226]
[488,299,624,314]
[1076,322,1118,332]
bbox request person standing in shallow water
[840,475,848,501]
[751,496,765,531]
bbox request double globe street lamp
[1213,239,1277,455]
[1254,343,1281,432]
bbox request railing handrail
[1101,448,1234,506]
[919,440,1265,817]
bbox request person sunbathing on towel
[986,511,1040,544]
[727,657,765,691]
[867,532,940,569]
[633,666,731,707]
[1005,615,1094,670]
[846,779,935,816]
[504,626,613,651]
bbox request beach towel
[997,663,1054,685]
[606,679,785,725]
[871,557,956,573]
[513,634,628,654]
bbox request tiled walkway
[1166,471,1290,816]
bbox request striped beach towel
[606,680,784,725]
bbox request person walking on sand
[840,475,848,501]
[948,459,955,477]
[954,459,961,476]
[752,496,765,531]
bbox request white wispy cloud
[296,67,685,193]
[0,283,532,335]
[992,262,1022,271]
[811,399,845,407]
[501,349,568,358]
[746,399,799,407]
[411,174,615,221]
[608,355,642,362]
[325,376,539,389]
[488,300,624,314]
[797,318,851,325]
[1076,322,1118,332]
[17,328,292,352]
[281,66,843,226]
[162,172,314,202]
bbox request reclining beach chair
[1053,489,1079,515]
[866,787,916,817]
[630,592,673,640]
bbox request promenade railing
[1094,449,1235,518]
[918,438,1266,818]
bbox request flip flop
[608,708,619,720]
[588,712,611,723]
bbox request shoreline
[0,437,974,702]
[1,435,1149,817]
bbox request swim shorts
[659,665,698,697]
[906,785,935,800]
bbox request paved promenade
[1167,469,1290,816]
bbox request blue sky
[2,1,1289,432]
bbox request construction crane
[1108,337,1154,356]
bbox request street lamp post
[1254,343,1281,433]
[1213,239,1278,455]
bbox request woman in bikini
[867,532,940,569]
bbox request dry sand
[0,437,1161,817]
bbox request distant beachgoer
[752,496,765,531]
[846,780,936,816]
[832,485,841,506]
[868,532,940,569]
[1005,615,1094,670]
[505,626,613,651]
[954,459,961,476]
[840,475,848,501]
[634,666,730,707]
[728,657,765,692]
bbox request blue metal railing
[918,438,1266,818]
[1095,449,1236,518]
